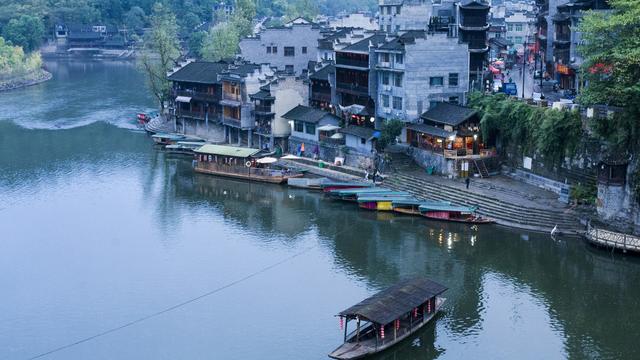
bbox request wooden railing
[585,225,640,253]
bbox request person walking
[465,177,471,189]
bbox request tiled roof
[249,89,275,100]
[420,103,478,126]
[406,123,456,139]
[167,61,229,84]
[282,105,339,124]
[309,64,335,81]
[341,34,387,53]
[339,125,379,139]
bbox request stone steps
[385,174,583,233]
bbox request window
[272,46,277,54]
[382,72,389,85]
[382,94,390,107]
[429,76,444,86]
[396,6,401,14]
[515,36,523,44]
[448,96,459,104]
[284,46,295,56]
[386,25,391,32]
[515,24,523,32]
[380,25,384,31]
[506,36,513,42]
[394,73,403,87]
[266,46,271,54]
[360,138,366,144]
[392,96,402,110]
[395,25,400,32]
[294,121,304,132]
[507,24,513,31]
[302,46,307,54]
[285,65,294,73]
[448,73,459,86]
[381,53,389,63]
[395,54,403,64]
[306,123,316,135]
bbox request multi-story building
[239,20,323,75]
[374,31,470,124]
[334,33,387,128]
[504,12,536,53]
[458,1,491,85]
[308,63,335,111]
[316,28,373,62]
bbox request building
[504,12,536,53]
[316,28,373,62]
[458,1,491,85]
[284,105,341,154]
[374,31,470,126]
[327,13,378,30]
[340,126,379,155]
[309,63,335,111]
[378,0,433,33]
[405,102,494,176]
[334,33,387,128]
[55,24,126,49]
[239,20,323,75]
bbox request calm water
[1,60,640,360]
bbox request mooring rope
[27,243,318,359]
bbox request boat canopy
[419,203,478,213]
[195,144,261,158]
[320,182,372,188]
[152,133,185,141]
[330,188,393,195]
[256,157,278,164]
[392,199,452,206]
[338,278,447,325]
[357,195,415,202]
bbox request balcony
[554,33,571,44]
[221,93,242,106]
[255,125,272,136]
[178,110,206,120]
[459,17,489,31]
[311,92,332,103]
[174,89,219,102]
[222,115,241,127]
[336,82,369,96]
[467,41,489,53]
[335,58,369,69]
[254,105,274,115]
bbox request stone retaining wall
[0,69,52,92]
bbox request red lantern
[340,317,343,330]
[395,319,400,330]
[427,301,431,313]
[413,308,418,318]
[380,325,385,339]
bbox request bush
[376,119,404,151]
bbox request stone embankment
[384,173,584,235]
[0,69,52,92]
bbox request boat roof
[419,203,478,212]
[152,133,185,140]
[320,182,373,188]
[356,191,410,198]
[194,144,261,158]
[392,199,452,206]
[357,195,415,202]
[338,278,447,325]
[330,188,393,195]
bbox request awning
[330,133,344,139]
[281,154,300,160]
[317,124,340,132]
[256,157,278,164]
[176,96,192,103]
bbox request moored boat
[327,188,396,201]
[391,199,452,216]
[287,177,330,190]
[329,278,447,360]
[164,141,208,155]
[418,203,495,224]
[357,195,416,211]
[193,144,303,184]
[321,182,374,193]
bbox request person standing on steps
[465,177,470,189]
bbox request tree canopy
[2,15,45,52]
[578,0,640,151]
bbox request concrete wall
[410,147,453,175]
[239,25,322,75]
[376,34,469,122]
[270,77,308,137]
[345,134,375,154]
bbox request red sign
[556,64,571,75]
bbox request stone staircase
[384,173,584,234]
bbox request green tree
[578,0,640,151]
[139,3,180,111]
[376,119,404,151]
[2,15,44,53]
[200,22,239,61]
[188,30,207,56]
[123,6,147,33]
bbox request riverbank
[0,68,52,92]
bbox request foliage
[256,0,377,18]
[188,30,207,56]
[376,119,404,151]
[468,91,583,164]
[2,15,45,53]
[0,37,42,77]
[123,6,147,33]
[200,22,240,61]
[578,0,640,152]
[139,3,180,110]
[570,183,597,205]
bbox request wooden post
[343,317,348,342]
[356,317,360,342]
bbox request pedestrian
[465,177,470,189]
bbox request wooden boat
[327,188,396,201]
[335,190,409,202]
[287,177,329,190]
[152,133,205,146]
[329,278,447,360]
[321,182,374,193]
[418,203,495,224]
[136,110,159,125]
[193,144,303,184]
[357,196,416,211]
[391,199,452,216]
[164,141,208,155]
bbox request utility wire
[27,244,317,360]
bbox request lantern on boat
[380,325,385,339]
[339,316,343,330]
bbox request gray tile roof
[406,123,456,138]
[341,33,387,53]
[167,61,229,84]
[309,64,335,81]
[420,103,478,126]
[282,105,339,124]
[339,125,379,139]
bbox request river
[1,60,639,360]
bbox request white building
[504,12,536,52]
